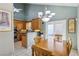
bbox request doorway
[14,20,27,52]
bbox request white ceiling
[30,3,79,7]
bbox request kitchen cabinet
[32,18,42,32]
[21,33,27,48]
[14,20,27,48]
[14,20,26,30]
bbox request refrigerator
[27,32,37,48]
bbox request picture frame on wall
[68,18,76,33]
[0,10,11,31]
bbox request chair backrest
[54,34,63,42]
[32,45,53,56]
[34,36,41,44]
[54,40,64,52]
[66,39,72,55]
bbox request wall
[77,6,79,53]
[14,3,25,20]
[25,4,77,20]
[0,3,14,55]
[66,19,77,50]
[24,4,77,49]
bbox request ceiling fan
[14,7,22,13]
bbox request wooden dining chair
[66,39,72,56]
[32,45,53,56]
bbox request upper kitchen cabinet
[32,18,42,32]
[26,21,32,31]
[14,20,26,30]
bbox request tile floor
[14,41,79,56]
[14,41,32,56]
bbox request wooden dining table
[32,38,69,56]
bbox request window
[48,24,54,36]
[46,20,66,40]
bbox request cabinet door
[32,18,42,31]
[22,21,27,29]
[21,34,27,48]
[14,20,23,30]
[14,20,27,30]
[17,22,23,30]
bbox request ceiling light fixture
[38,7,55,22]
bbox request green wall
[24,4,77,20]
[14,3,25,20]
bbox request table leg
[32,47,34,56]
